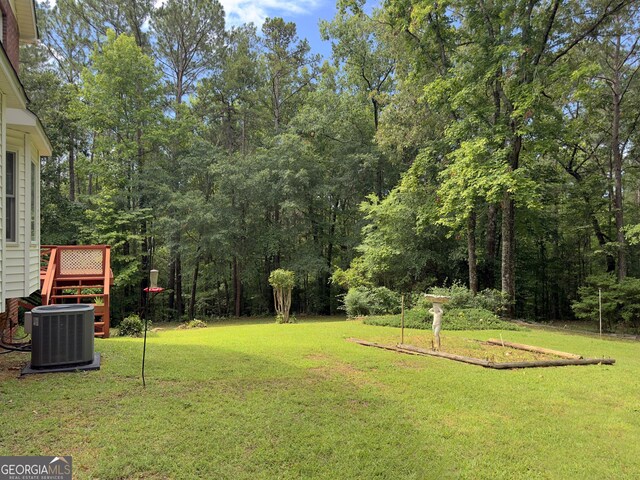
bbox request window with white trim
[6,151,16,242]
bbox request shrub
[371,287,402,315]
[426,283,509,315]
[342,287,371,317]
[363,307,521,331]
[341,286,401,317]
[572,274,640,332]
[177,319,208,329]
[118,314,149,337]
[275,314,297,324]
[269,269,295,323]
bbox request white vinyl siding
[0,95,4,311]
[4,131,27,298]
[28,141,39,293]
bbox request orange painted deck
[40,245,114,338]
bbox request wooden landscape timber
[347,339,616,369]
[345,338,423,356]
[485,339,582,359]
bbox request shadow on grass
[3,339,447,480]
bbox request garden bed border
[347,338,615,369]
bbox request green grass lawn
[1,317,640,479]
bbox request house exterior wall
[5,130,27,298]
[0,0,47,328]
[0,0,20,72]
[28,139,39,293]
[0,94,4,313]
[0,297,18,338]
[4,130,40,298]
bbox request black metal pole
[142,240,153,388]
[142,291,149,388]
[401,294,405,345]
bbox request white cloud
[220,0,322,27]
[42,0,322,28]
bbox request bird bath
[424,294,450,350]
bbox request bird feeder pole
[142,268,164,388]
[401,295,405,345]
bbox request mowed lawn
[1,318,640,479]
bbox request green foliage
[177,319,208,329]
[426,283,509,316]
[117,314,149,337]
[275,314,297,324]
[151,0,224,102]
[364,307,521,331]
[268,269,296,289]
[30,0,640,325]
[270,269,296,323]
[572,275,640,332]
[341,286,401,317]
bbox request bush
[275,314,297,324]
[426,283,509,315]
[117,314,149,337]
[363,307,521,331]
[573,274,640,332]
[177,319,208,329]
[269,269,295,323]
[341,286,401,317]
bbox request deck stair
[40,245,113,338]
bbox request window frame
[6,151,16,243]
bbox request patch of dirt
[309,360,387,389]
[355,333,577,363]
[0,352,29,380]
[399,335,568,362]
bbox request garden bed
[348,335,615,369]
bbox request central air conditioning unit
[29,304,95,369]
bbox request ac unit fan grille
[31,306,95,368]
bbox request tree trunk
[326,202,338,314]
[485,203,498,288]
[175,252,183,316]
[69,141,76,202]
[564,166,616,273]
[223,278,230,316]
[501,194,516,317]
[372,98,384,198]
[468,210,478,294]
[168,254,176,314]
[612,35,626,281]
[501,130,521,316]
[189,249,200,320]
[233,255,241,317]
[273,75,280,132]
[170,77,185,318]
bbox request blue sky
[42,0,380,59]
[223,0,380,59]
[223,0,338,59]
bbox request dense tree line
[26,0,640,322]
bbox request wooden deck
[40,245,113,338]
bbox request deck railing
[40,245,112,337]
